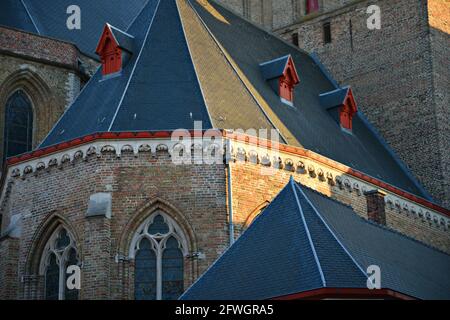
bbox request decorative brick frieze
[2,132,449,257]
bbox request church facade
[0,0,449,300]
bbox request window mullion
[58,256,65,300]
[156,245,163,300]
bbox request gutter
[226,139,235,246]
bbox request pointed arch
[0,67,55,163]
[243,200,271,230]
[25,212,81,276]
[118,197,197,257]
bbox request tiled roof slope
[0,0,149,58]
[191,0,430,199]
[181,179,450,300]
[37,0,427,199]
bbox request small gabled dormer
[95,23,134,76]
[319,86,358,132]
[260,55,300,106]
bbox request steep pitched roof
[38,0,428,200]
[190,0,429,199]
[181,179,450,300]
[41,0,212,146]
[0,0,148,57]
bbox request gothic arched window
[3,90,33,158]
[40,227,80,300]
[130,211,188,300]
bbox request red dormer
[95,24,134,76]
[260,55,300,106]
[319,86,358,132]
[279,57,300,104]
[339,88,358,130]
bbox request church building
[0,0,449,300]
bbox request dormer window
[95,24,134,76]
[319,86,358,132]
[340,95,357,130]
[260,55,300,106]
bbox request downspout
[226,139,235,246]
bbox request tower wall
[275,0,450,208]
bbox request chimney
[364,189,386,225]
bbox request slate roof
[29,0,428,200]
[107,24,135,53]
[181,178,450,300]
[0,0,148,58]
[259,55,291,81]
[319,86,351,110]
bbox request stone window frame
[129,210,189,300]
[3,89,34,160]
[39,225,79,300]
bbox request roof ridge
[290,177,326,287]
[209,0,312,57]
[296,182,450,257]
[108,0,162,131]
[294,182,369,280]
[188,0,295,145]
[20,0,40,34]
[176,0,213,127]
[180,180,295,299]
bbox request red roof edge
[271,288,416,300]
[5,130,450,217]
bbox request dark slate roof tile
[181,179,450,300]
[0,0,149,57]
[319,86,350,110]
[259,55,290,80]
[191,0,429,199]
[34,0,429,201]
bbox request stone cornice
[2,130,449,224]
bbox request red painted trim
[272,288,416,300]
[5,130,450,217]
[279,56,300,103]
[95,24,122,75]
[223,131,450,217]
[339,88,358,130]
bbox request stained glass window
[64,248,80,300]
[131,212,187,300]
[3,90,33,159]
[45,254,59,300]
[41,226,79,300]
[162,237,184,300]
[134,239,157,300]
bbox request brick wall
[275,0,449,208]
[0,27,98,168]
[0,150,227,299]
[228,156,450,254]
[0,237,20,299]
[427,0,450,208]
